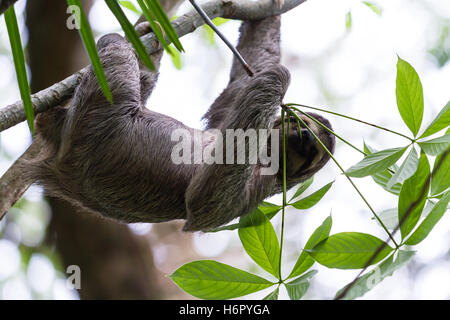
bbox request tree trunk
[25,0,162,299]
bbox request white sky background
[0,0,449,299]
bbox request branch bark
[0,0,306,132]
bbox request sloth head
[273,112,335,182]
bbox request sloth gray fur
[25,16,335,231]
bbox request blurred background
[0,0,449,299]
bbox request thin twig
[188,0,254,76]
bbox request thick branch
[0,0,306,132]
[0,0,18,15]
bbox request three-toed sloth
[26,16,335,231]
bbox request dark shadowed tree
[25,0,163,299]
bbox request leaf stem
[286,103,415,142]
[278,109,288,282]
[284,107,400,249]
[290,106,401,175]
[290,106,366,156]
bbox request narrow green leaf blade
[345,11,352,31]
[105,0,155,71]
[398,152,430,239]
[119,0,142,15]
[145,0,184,52]
[419,101,450,138]
[290,181,334,210]
[396,56,424,137]
[67,0,113,102]
[288,216,332,279]
[307,232,393,269]
[285,270,317,300]
[136,0,173,55]
[335,251,415,300]
[238,209,280,277]
[430,144,450,196]
[202,17,229,45]
[169,260,273,299]
[169,44,182,69]
[262,287,279,300]
[346,147,406,178]
[405,191,450,245]
[289,177,314,202]
[387,147,419,188]
[4,6,34,133]
[419,134,450,156]
[362,1,382,16]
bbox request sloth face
[273,112,335,181]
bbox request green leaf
[419,101,450,138]
[363,143,402,195]
[285,270,317,300]
[4,6,34,133]
[307,232,393,269]
[419,134,450,156]
[405,191,450,245]
[430,145,449,196]
[289,177,314,202]
[169,260,273,299]
[105,0,155,71]
[387,147,419,188]
[345,11,352,31]
[398,152,430,239]
[362,1,382,16]
[262,287,279,300]
[137,0,173,55]
[238,209,280,277]
[335,251,415,300]
[288,216,332,279]
[259,202,282,219]
[119,0,142,15]
[207,203,281,233]
[372,208,399,230]
[290,181,334,210]
[346,147,406,178]
[144,0,184,52]
[203,17,229,45]
[396,56,424,137]
[67,0,113,103]
[169,44,182,69]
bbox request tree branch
[0,0,306,132]
[0,0,18,15]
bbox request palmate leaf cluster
[170,57,449,300]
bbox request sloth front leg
[134,22,164,106]
[184,66,291,231]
